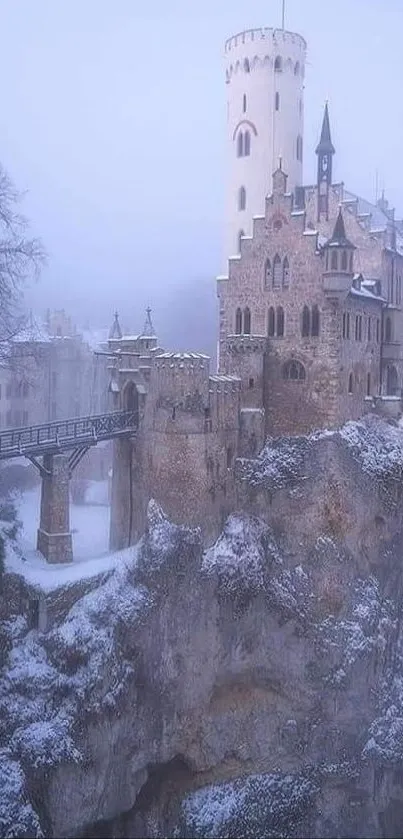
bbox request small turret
[141,306,155,337]
[322,208,355,299]
[109,311,122,340]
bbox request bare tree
[0,164,46,366]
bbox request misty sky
[0,0,402,340]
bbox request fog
[0,0,402,355]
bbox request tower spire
[109,310,122,340]
[142,306,155,337]
[316,102,335,222]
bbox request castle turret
[322,208,355,299]
[316,102,335,222]
[224,27,307,262]
[109,311,122,340]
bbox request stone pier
[37,453,73,563]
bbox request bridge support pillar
[37,454,73,564]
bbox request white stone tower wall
[224,28,306,262]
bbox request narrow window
[359,315,362,341]
[274,56,282,72]
[387,365,399,396]
[226,447,233,468]
[346,313,350,339]
[385,316,392,342]
[296,135,303,162]
[248,377,254,389]
[273,254,282,288]
[325,250,329,271]
[238,186,246,211]
[341,250,348,271]
[244,131,251,156]
[237,131,244,157]
[331,250,338,270]
[277,306,285,337]
[355,315,361,341]
[282,256,289,288]
[348,373,353,394]
[264,258,271,288]
[294,61,300,75]
[367,373,371,397]
[244,58,250,73]
[235,308,242,334]
[367,316,371,342]
[391,275,394,304]
[275,92,280,111]
[376,318,380,343]
[243,307,251,335]
[311,305,320,337]
[243,93,247,113]
[342,312,346,339]
[268,306,275,337]
[302,305,310,337]
[349,252,353,272]
[22,410,28,425]
[238,229,244,252]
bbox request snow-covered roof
[349,287,385,303]
[158,351,209,360]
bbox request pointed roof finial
[279,155,283,170]
[316,102,335,156]
[142,306,155,337]
[325,207,355,249]
[109,310,122,340]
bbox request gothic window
[349,252,353,272]
[249,377,254,388]
[268,306,275,336]
[273,254,282,288]
[282,256,289,288]
[311,305,320,337]
[342,312,347,339]
[355,315,362,341]
[244,130,251,156]
[243,307,251,335]
[367,372,371,397]
[376,318,380,343]
[243,93,247,113]
[367,317,371,342]
[325,250,329,271]
[274,56,282,72]
[296,135,303,162]
[391,275,395,303]
[235,307,242,334]
[237,131,244,157]
[238,229,244,252]
[244,58,250,73]
[385,316,392,343]
[348,373,354,394]
[275,92,280,111]
[264,258,272,288]
[277,306,285,337]
[331,250,338,270]
[294,61,300,75]
[302,305,310,337]
[283,360,306,381]
[341,250,348,271]
[386,365,399,396]
[238,186,246,211]
[346,312,350,339]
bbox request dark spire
[141,306,155,337]
[109,310,122,340]
[315,102,335,156]
[326,208,355,249]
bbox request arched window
[296,135,303,162]
[346,313,350,339]
[238,186,246,211]
[238,229,244,252]
[264,258,271,288]
[124,382,139,417]
[311,304,320,337]
[367,372,371,397]
[348,373,354,394]
[331,250,338,270]
[283,360,306,381]
[277,306,285,337]
[244,131,251,156]
[243,93,247,113]
[385,316,392,342]
[387,365,399,396]
[274,56,282,72]
[275,92,280,111]
[243,307,251,335]
[367,317,371,342]
[273,254,282,288]
[235,308,242,335]
[244,58,250,73]
[349,252,353,272]
[341,250,348,271]
[302,305,310,337]
[282,256,289,288]
[376,318,380,343]
[294,61,300,75]
[237,131,244,157]
[342,312,347,339]
[268,306,275,336]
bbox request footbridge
[0,410,139,564]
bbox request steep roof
[325,208,355,249]
[315,103,335,156]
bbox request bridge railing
[0,410,139,460]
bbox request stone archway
[123,381,139,415]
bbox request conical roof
[325,208,355,249]
[109,311,122,340]
[315,103,336,156]
[141,306,155,337]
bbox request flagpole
[282,0,285,29]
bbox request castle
[108,26,403,549]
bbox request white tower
[224,27,307,261]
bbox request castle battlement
[225,28,307,56]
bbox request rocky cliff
[2,415,403,838]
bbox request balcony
[323,272,352,299]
